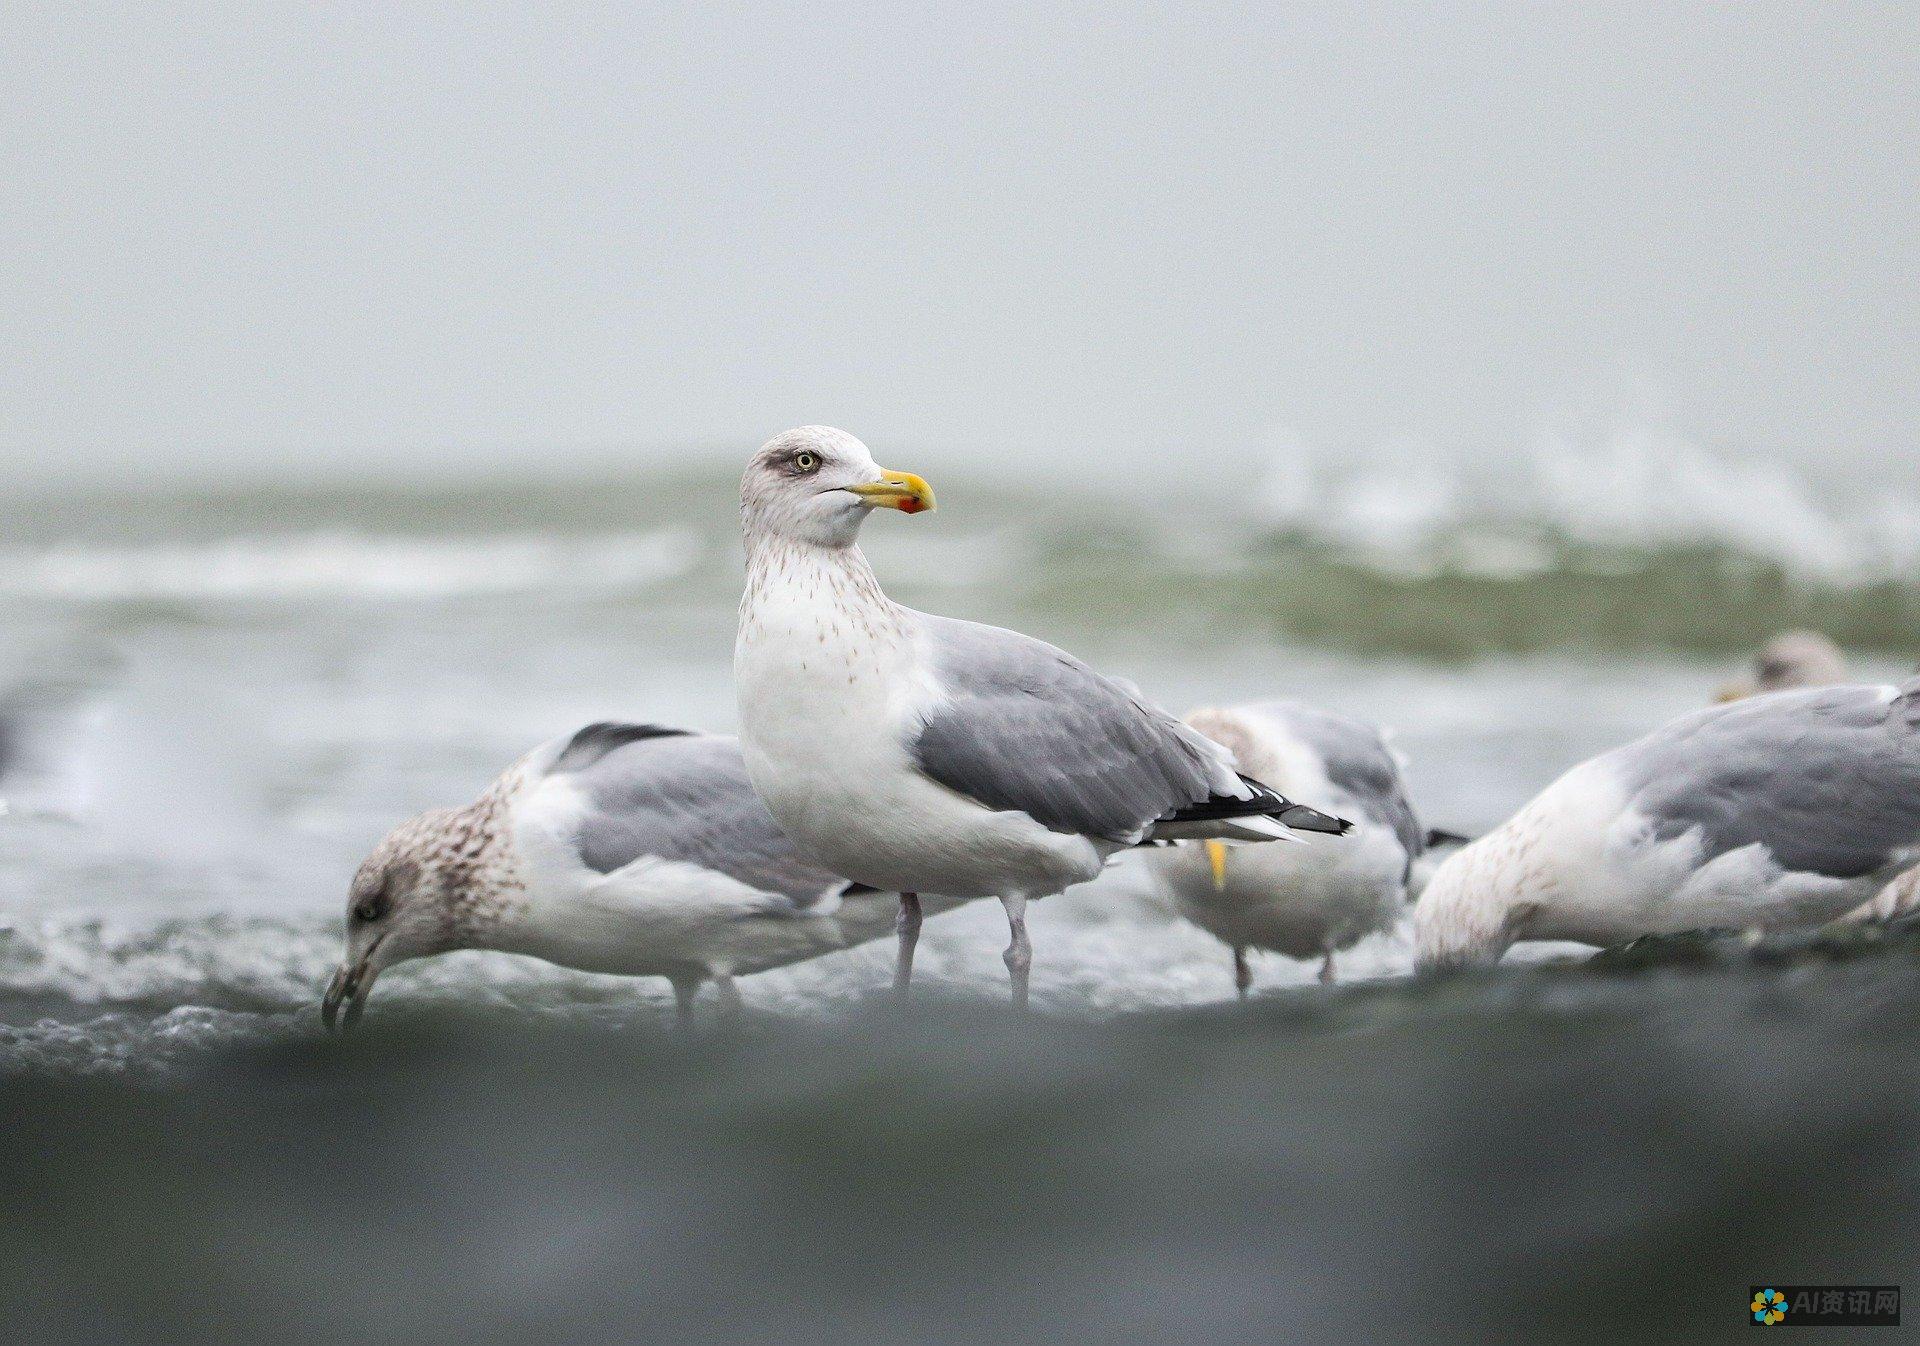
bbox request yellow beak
[845,469,936,515]
[1205,840,1229,891]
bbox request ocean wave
[0,895,1425,1076]
[0,527,706,602]
[0,914,335,1014]
[0,1005,292,1077]
[0,449,1911,659]
[1252,423,1920,585]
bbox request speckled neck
[427,768,533,949]
[739,533,908,642]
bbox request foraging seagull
[733,426,1348,1008]
[1145,701,1423,992]
[1416,680,1920,967]
[1715,630,1847,702]
[1709,633,1920,925]
[322,722,947,1030]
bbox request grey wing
[550,726,852,906]
[909,615,1238,842]
[1618,682,1920,879]
[1247,701,1425,865]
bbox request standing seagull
[1146,701,1423,992]
[733,427,1348,1008]
[1416,680,1920,967]
[321,723,953,1030]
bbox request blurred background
[3,7,1918,1336]
[3,0,1915,938]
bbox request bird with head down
[322,722,951,1031]
[1709,632,1920,925]
[1416,678,1920,968]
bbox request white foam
[1253,419,1920,585]
[0,527,705,602]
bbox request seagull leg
[712,972,744,1021]
[1318,949,1337,985]
[893,892,923,1001]
[1232,946,1252,1000]
[999,894,1032,1011]
[669,976,700,1026]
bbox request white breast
[734,543,1106,898]
[1154,823,1407,959]
[1149,720,1407,957]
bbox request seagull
[733,426,1349,1008]
[1144,701,1423,992]
[321,722,952,1030]
[1416,679,1920,967]
[1710,633,1920,925]
[1714,630,1848,702]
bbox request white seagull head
[1716,630,1848,702]
[740,426,934,549]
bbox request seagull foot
[1000,895,1032,1012]
[893,892,922,1002]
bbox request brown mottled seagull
[322,723,965,1030]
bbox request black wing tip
[1164,778,1354,835]
[551,721,696,773]
[1279,803,1352,836]
[1423,827,1474,850]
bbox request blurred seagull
[733,427,1348,1008]
[322,723,946,1030]
[1417,680,1920,967]
[1715,630,1847,702]
[1145,701,1423,992]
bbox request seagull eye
[792,451,821,474]
[354,897,385,923]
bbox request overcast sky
[5,3,1915,488]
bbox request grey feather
[1615,682,1920,880]
[546,728,853,906]
[909,616,1245,842]
[1242,700,1425,862]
